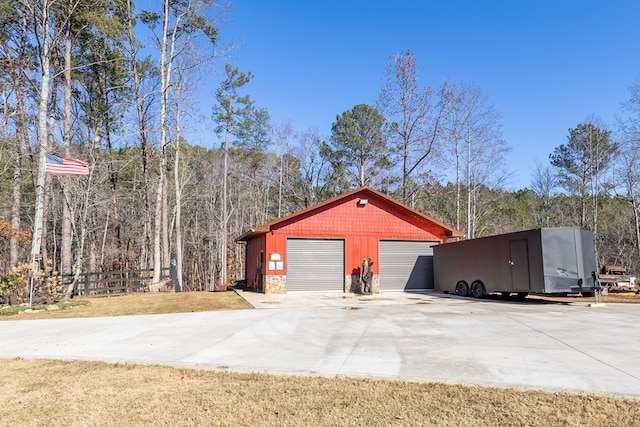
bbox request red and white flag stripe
[44,153,89,176]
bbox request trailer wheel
[471,281,486,298]
[455,281,469,297]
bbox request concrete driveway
[1,291,639,398]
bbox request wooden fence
[62,263,178,296]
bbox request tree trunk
[153,0,171,284]
[153,155,166,283]
[125,0,152,270]
[162,171,170,269]
[66,158,93,298]
[174,121,183,291]
[402,125,409,203]
[60,9,73,276]
[220,129,229,288]
[31,0,53,272]
[7,13,29,269]
[10,149,22,269]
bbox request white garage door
[286,239,345,292]
[379,240,438,291]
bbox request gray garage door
[286,239,345,292]
[379,240,438,291]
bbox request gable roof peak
[236,186,463,241]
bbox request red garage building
[236,186,463,294]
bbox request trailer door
[510,239,530,291]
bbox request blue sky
[194,1,640,190]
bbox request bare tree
[617,79,640,261]
[271,121,293,217]
[139,0,217,284]
[123,0,155,270]
[618,146,640,260]
[289,128,336,209]
[21,0,57,272]
[378,50,446,204]
[0,4,32,268]
[170,59,202,290]
[212,63,268,288]
[59,0,81,277]
[530,159,558,227]
[439,79,472,231]
[439,78,509,238]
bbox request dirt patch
[530,291,640,304]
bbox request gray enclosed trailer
[433,228,597,297]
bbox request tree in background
[69,0,130,284]
[0,1,32,269]
[439,78,509,238]
[21,0,57,273]
[288,128,338,209]
[123,0,155,271]
[212,63,269,288]
[3,4,640,292]
[378,51,446,204]
[326,104,390,187]
[140,0,218,284]
[271,121,293,218]
[550,122,617,231]
[529,160,558,227]
[617,79,640,266]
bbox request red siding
[244,234,266,290]
[262,192,446,277]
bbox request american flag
[44,153,89,176]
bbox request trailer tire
[471,281,486,298]
[455,281,469,297]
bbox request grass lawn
[0,290,253,320]
[0,358,638,426]
[0,290,638,426]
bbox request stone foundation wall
[263,275,286,294]
[371,275,379,293]
[263,274,379,294]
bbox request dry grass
[0,291,252,320]
[0,358,637,427]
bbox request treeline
[2,138,639,289]
[1,1,640,294]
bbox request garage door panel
[286,239,344,292]
[379,241,437,291]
